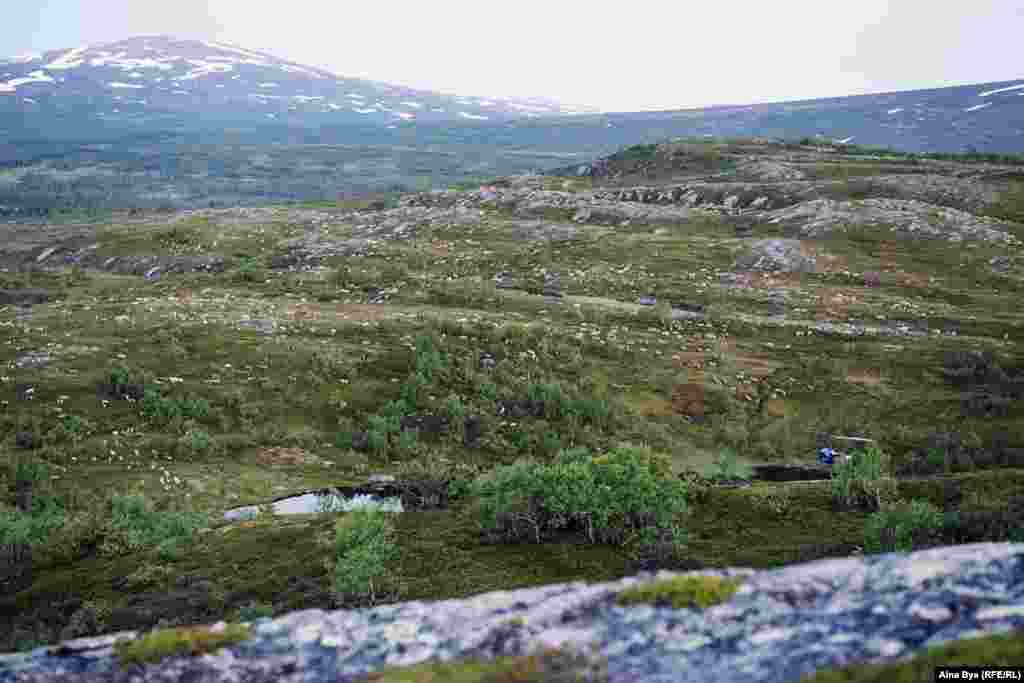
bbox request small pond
[224,490,404,522]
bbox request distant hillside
[0,35,597,130]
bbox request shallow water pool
[224,490,403,522]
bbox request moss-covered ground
[1,138,1023,680]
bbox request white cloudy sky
[4,0,1022,112]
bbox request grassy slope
[1,138,1023,680]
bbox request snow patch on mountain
[176,62,234,81]
[459,112,488,120]
[964,102,993,113]
[108,82,145,89]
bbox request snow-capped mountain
[0,35,599,125]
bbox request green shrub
[109,366,131,386]
[141,389,210,423]
[99,494,209,558]
[334,431,355,449]
[381,400,408,421]
[0,499,65,547]
[329,507,401,604]
[926,447,947,473]
[863,499,945,554]
[830,445,897,511]
[366,430,388,455]
[568,398,611,423]
[414,335,445,382]
[235,256,262,283]
[708,447,753,482]
[541,431,562,455]
[508,430,530,452]
[467,446,688,550]
[12,460,50,485]
[445,397,466,420]
[156,537,185,562]
[397,429,418,453]
[400,375,425,409]
[181,428,211,454]
[61,415,84,438]
[479,382,498,402]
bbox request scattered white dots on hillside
[258,82,279,88]
[327,103,342,110]
[477,100,495,107]
[886,108,904,114]
[400,101,422,109]
[347,92,365,98]
[459,112,488,120]
[978,83,1024,97]
[292,95,324,102]
[964,103,993,112]
[109,82,145,89]
[352,107,377,114]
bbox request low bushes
[830,445,900,512]
[862,499,946,554]
[98,494,210,559]
[140,388,211,424]
[465,445,688,551]
[323,507,402,605]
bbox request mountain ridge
[0,35,599,125]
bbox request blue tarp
[817,448,840,465]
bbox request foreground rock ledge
[1,543,1022,682]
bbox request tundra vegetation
[1,137,1024,681]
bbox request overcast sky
[3,0,1022,112]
